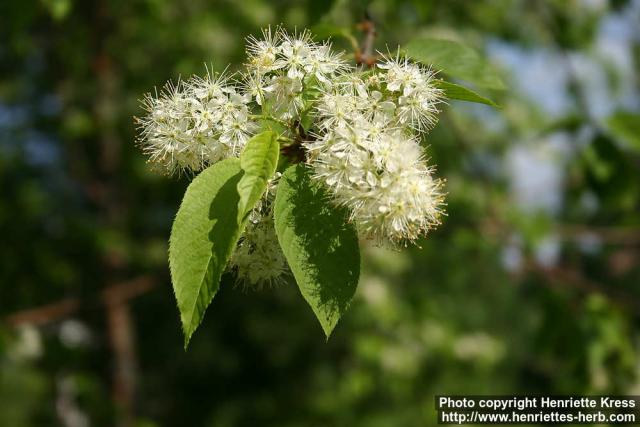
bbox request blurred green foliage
[1,0,639,426]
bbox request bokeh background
[1,0,640,426]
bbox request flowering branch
[136,26,446,247]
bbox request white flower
[337,73,368,97]
[378,52,423,93]
[358,89,396,124]
[246,27,281,72]
[219,109,258,148]
[263,74,304,119]
[186,70,229,100]
[243,72,267,105]
[378,52,444,131]
[276,29,315,79]
[315,90,363,130]
[190,98,223,133]
[394,86,440,131]
[304,43,348,83]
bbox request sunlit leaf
[169,159,243,349]
[170,131,279,348]
[434,80,499,107]
[237,131,279,221]
[404,37,505,90]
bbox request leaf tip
[320,317,338,340]
[182,329,193,351]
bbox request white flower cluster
[229,211,288,289]
[307,124,444,243]
[243,27,347,118]
[137,72,257,174]
[138,27,446,284]
[306,53,445,243]
[228,176,287,289]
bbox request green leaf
[237,131,279,221]
[169,159,243,349]
[170,131,279,348]
[434,80,499,107]
[606,111,640,152]
[274,164,360,337]
[404,37,505,90]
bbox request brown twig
[3,276,155,327]
[355,16,378,67]
[4,298,82,328]
[106,298,138,426]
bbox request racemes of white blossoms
[306,53,445,244]
[229,176,288,288]
[137,27,445,283]
[229,211,288,289]
[137,72,257,174]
